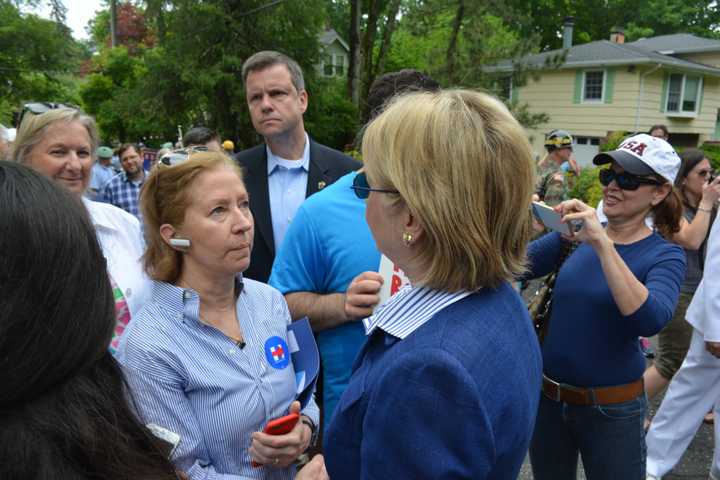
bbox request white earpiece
[169,238,191,248]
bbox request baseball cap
[96,146,113,159]
[593,133,680,184]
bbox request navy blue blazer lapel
[306,139,333,196]
[244,147,275,256]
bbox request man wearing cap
[536,129,577,206]
[235,50,360,283]
[89,146,118,201]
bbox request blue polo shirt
[269,171,380,429]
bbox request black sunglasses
[17,102,79,127]
[351,172,399,199]
[159,146,210,167]
[598,168,662,191]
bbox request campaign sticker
[264,336,290,369]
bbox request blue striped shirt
[117,277,319,480]
[363,284,472,339]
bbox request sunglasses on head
[351,172,399,199]
[17,102,79,127]
[598,168,663,191]
[159,146,210,167]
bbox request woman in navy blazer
[324,90,543,479]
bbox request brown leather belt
[542,375,644,405]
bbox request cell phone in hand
[251,413,300,467]
[531,201,582,235]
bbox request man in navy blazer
[235,51,360,283]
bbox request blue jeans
[530,392,647,480]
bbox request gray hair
[242,51,305,92]
[11,108,100,165]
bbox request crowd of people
[1,48,719,480]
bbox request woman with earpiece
[116,149,324,480]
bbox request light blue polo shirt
[269,171,381,429]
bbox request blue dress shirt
[117,277,319,480]
[267,134,310,250]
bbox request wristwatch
[300,415,318,449]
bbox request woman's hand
[700,175,720,211]
[344,271,383,320]
[296,454,330,480]
[555,199,609,249]
[249,401,312,468]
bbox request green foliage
[700,143,720,172]
[304,78,359,150]
[568,167,604,207]
[601,131,629,152]
[0,0,81,124]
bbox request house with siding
[488,30,720,167]
[317,29,349,78]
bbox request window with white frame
[665,73,702,114]
[322,53,347,77]
[583,70,605,102]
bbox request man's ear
[298,89,308,114]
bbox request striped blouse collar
[363,284,473,340]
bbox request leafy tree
[0,0,81,125]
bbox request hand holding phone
[531,201,583,235]
[250,413,300,467]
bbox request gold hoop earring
[402,232,413,246]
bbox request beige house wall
[517,66,720,157]
[677,52,720,68]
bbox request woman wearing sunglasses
[642,148,720,411]
[324,90,543,479]
[527,133,686,479]
[11,105,150,353]
[116,149,324,480]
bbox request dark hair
[363,69,440,124]
[651,182,683,239]
[0,161,177,479]
[118,143,141,159]
[182,127,220,148]
[648,124,669,139]
[676,148,707,208]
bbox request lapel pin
[317,180,326,190]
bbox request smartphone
[146,423,181,458]
[531,201,582,235]
[251,413,300,467]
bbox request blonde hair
[362,89,536,291]
[141,151,244,283]
[11,108,99,164]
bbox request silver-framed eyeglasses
[159,146,210,167]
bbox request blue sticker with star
[264,336,290,369]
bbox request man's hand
[296,454,329,480]
[345,271,383,320]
